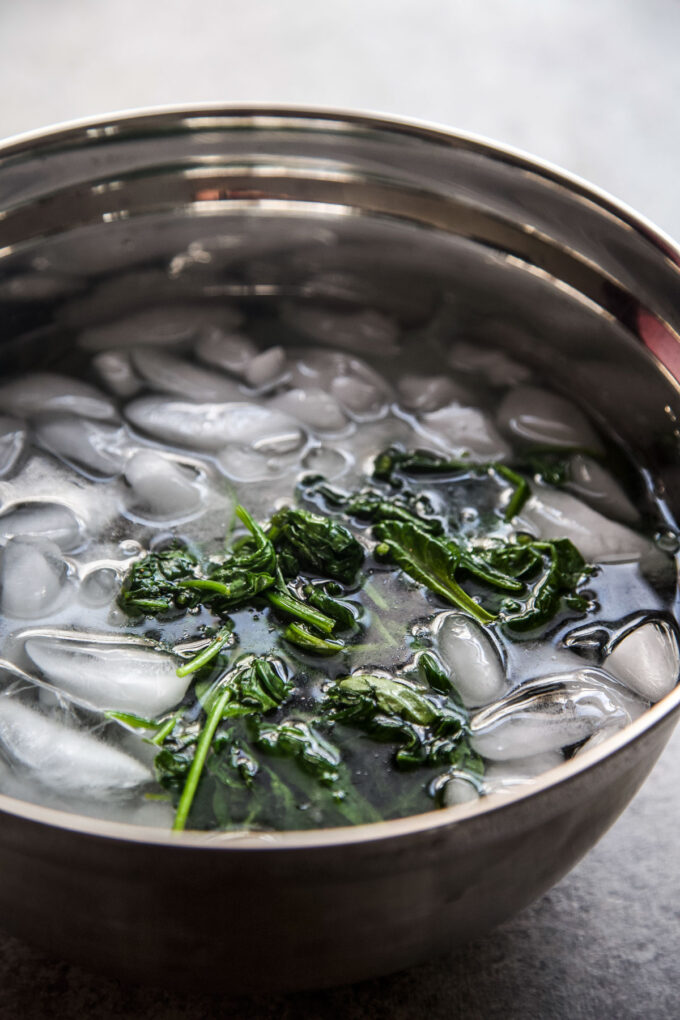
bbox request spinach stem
[151,710,183,746]
[362,579,390,611]
[172,685,232,832]
[176,628,232,678]
[369,612,399,649]
[266,589,336,635]
[495,465,531,521]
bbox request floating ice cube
[216,445,278,482]
[602,618,680,701]
[573,719,629,758]
[124,450,201,518]
[78,304,242,350]
[447,341,532,387]
[497,385,602,451]
[1,539,66,619]
[79,567,118,607]
[442,776,480,806]
[565,454,639,524]
[301,446,350,481]
[418,402,511,462]
[125,397,305,454]
[0,501,83,552]
[330,376,387,421]
[24,632,190,717]
[483,751,565,794]
[335,415,421,484]
[516,488,659,564]
[243,346,288,389]
[288,348,392,420]
[196,331,258,375]
[470,668,641,761]
[435,613,507,708]
[397,374,471,413]
[0,417,26,477]
[269,388,348,433]
[0,697,152,797]
[131,348,243,402]
[34,415,129,480]
[282,304,399,354]
[0,373,116,421]
[92,349,142,398]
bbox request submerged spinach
[374,520,497,625]
[118,441,599,832]
[326,669,482,772]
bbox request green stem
[283,623,345,656]
[128,598,171,613]
[172,686,232,832]
[105,710,157,730]
[266,589,336,635]
[362,579,390,612]
[151,710,183,746]
[495,465,531,521]
[179,578,231,596]
[176,628,232,678]
[370,612,399,649]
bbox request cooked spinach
[118,440,599,832]
[373,519,497,624]
[268,506,364,584]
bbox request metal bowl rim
[1,102,679,850]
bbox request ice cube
[79,567,118,607]
[0,501,84,552]
[243,346,288,389]
[78,304,242,350]
[470,668,641,761]
[283,304,399,354]
[435,613,507,708]
[34,415,129,479]
[216,444,280,482]
[124,450,201,518]
[335,415,421,484]
[330,376,387,421]
[196,331,258,375]
[301,446,350,481]
[0,697,152,797]
[0,373,116,421]
[131,348,243,402]
[1,539,66,619]
[602,618,680,701]
[269,387,349,432]
[565,454,639,524]
[483,752,565,794]
[398,374,471,413]
[0,416,26,477]
[447,341,532,387]
[289,348,392,420]
[573,719,629,758]
[497,385,602,451]
[418,403,511,462]
[516,488,659,564]
[125,397,305,454]
[442,776,480,806]
[92,349,142,398]
[24,633,191,717]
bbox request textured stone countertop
[1,2,679,1017]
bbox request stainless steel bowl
[1,106,680,992]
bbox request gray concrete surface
[1,2,679,1017]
